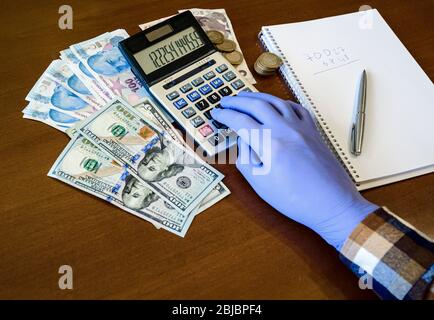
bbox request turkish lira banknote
[78,98,224,216]
[60,48,112,103]
[22,101,80,132]
[26,74,98,120]
[70,29,149,105]
[45,59,102,109]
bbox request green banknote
[48,135,198,236]
[78,99,224,215]
[133,101,231,212]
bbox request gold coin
[206,30,224,44]
[216,39,236,52]
[258,52,282,69]
[223,50,244,65]
[254,60,277,76]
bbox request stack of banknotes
[22,9,250,237]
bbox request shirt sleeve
[339,207,434,300]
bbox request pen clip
[350,123,356,156]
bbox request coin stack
[254,52,283,76]
[206,30,244,66]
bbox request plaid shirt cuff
[339,207,434,300]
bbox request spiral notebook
[259,9,434,190]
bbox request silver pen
[350,69,367,156]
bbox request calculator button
[181,107,196,119]
[190,116,205,128]
[198,84,212,95]
[231,79,245,90]
[191,77,204,87]
[166,91,179,101]
[210,78,224,89]
[218,86,232,96]
[203,109,213,119]
[203,71,216,80]
[208,133,225,146]
[241,88,252,92]
[214,103,222,109]
[212,120,227,129]
[221,127,236,138]
[223,71,236,82]
[180,83,193,93]
[173,98,188,109]
[198,124,214,138]
[195,99,209,111]
[215,64,228,73]
[187,91,201,102]
[207,93,221,104]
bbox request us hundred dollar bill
[48,135,197,236]
[78,99,224,215]
[61,100,229,225]
[133,101,231,209]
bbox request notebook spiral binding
[259,28,359,184]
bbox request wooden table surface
[1,0,433,299]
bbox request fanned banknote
[23,26,231,236]
[48,135,197,236]
[78,99,224,215]
[26,74,98,120]
[60,48,112,104]
[133,101,231,208]
[62,100,229,225]
[22,101,80,132]
[70,30,148,105]
[45,60,102,109]
[139,8,256,84]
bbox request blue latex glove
[211,91,378,249]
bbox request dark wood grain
[0,0,432,299]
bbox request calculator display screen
[134,27,205,74]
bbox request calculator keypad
[156,57,255,155]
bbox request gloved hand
[211,91,378,249]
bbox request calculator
[119,11,256,156]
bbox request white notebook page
[264,9,434,182]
